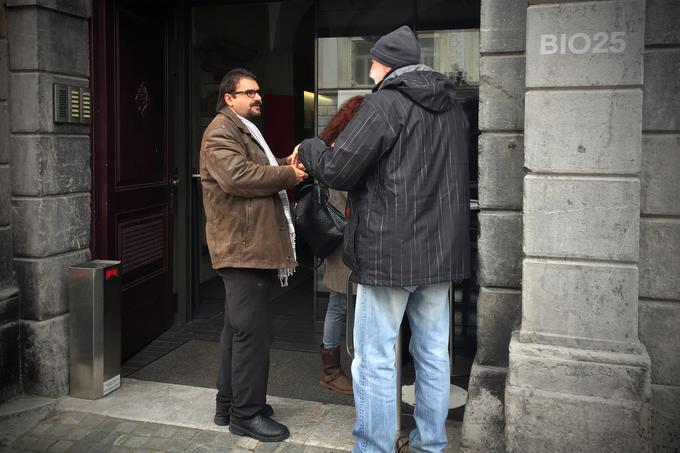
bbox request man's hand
[292,165,308,184]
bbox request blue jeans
[352,283,450,453]
[323,291,347,348]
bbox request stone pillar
[459,1,525,451]
[6,0,92,397]
[505,1,651,452]
[638,1,680,450]
[0,0,22,404]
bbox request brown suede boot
[320,344,353,395]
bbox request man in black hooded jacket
[296,25,470,453]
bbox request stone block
[639,219,680,300]
[0,165,9,225]
[7,7,89,76]
[21,315,69,397]
[12,193,90,258]
[524,175,639,261]
[639,301,680,386]
[476,287,521,367]
[0,293,18,326]
[523,259,638,345]
[652,384,680,422]
[641,135,680,216]
[14,248,90,321]
[11,135,91,196]
[478,134,524,210]
[651,384,680,451]
[643,49,680,131]
[526,1,645,87]
[479,55,525,131]
[505,385,650,453]
[645,0,680,45]
[0,38,7,100]
[525,90,642,174]
[0,227,15,289]
[9,72,89,134]
[0,102,8,163]
[0,321,21,403]
[0,1,5,38]
[478,212,522,288]
[6,0,91,18]
[508,334,650,401]
[459,361,507,453]
[480,0,526,53]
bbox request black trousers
[216,268,275,419]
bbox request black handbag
[294,182,347,259]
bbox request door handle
[170,175,181,187]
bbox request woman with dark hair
[317,96,364,396]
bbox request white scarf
[237,115,296,286]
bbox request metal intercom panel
[53,84,92,124]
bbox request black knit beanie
[370,25,421,68]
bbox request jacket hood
[378,64,455,113]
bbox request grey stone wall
[639,1,680,450]
[6,0,91,397]
[459,0,525,451]
[0,0,22,405]
[505,1,651,452]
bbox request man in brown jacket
[200,68,306,442]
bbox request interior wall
[190,1,315,285]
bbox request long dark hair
[319,96,365,146]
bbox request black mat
[129,340,355,406]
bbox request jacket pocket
[243,198,252,246]
[344,203,361,270]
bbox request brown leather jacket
[199,107,297,270]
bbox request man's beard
[245,101,262,118]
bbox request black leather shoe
[229,414,290,442]
[213,404,274,426]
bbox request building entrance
[121,0,481,408]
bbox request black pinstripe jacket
[299,65,471,287]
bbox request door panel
[116,7,166,188]
[92,0,173,359]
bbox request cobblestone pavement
[1,411,344,453]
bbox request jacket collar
[374,64,434,91]
[216,106,270,156]
[217,106,253,137]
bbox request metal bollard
[68,260,122,399]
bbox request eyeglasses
[229,89,262,98]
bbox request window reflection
[351,39,374,87]
[316,29,480,135]
[417,29,480,85]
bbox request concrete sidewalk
[1,379,462,452]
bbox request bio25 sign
[540,32,627,55]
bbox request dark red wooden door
[92,1,173,359]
